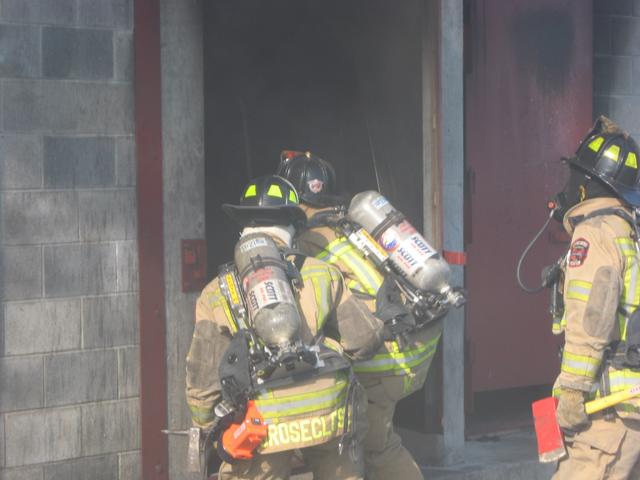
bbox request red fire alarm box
[181,239,207,293]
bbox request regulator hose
[516,209,555,294]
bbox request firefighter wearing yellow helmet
[185,175,385,480]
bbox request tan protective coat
[296,205,440,480]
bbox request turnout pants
[553,415,640,480]
[218,437,364,480]
[360,377,424,480]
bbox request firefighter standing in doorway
[185,175,385,480]
[544,117,640,479]
[277,152,452,480]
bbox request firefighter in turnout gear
[278,151,445,480]
[549,117,640,479]
[185,175,384,480]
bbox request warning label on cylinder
[247,277,295,314]
[390,234,437,278]
[239,237,269,253]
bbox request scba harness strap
[215,258,358,453]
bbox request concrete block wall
[0,1,139,478]
[594,0,640,136]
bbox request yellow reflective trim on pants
[561,351,600,379]
[566,280,592,302]
[354,337,439,374]
[254,376,347,419]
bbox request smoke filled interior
[203,0,424,271]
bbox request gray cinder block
[115,136,136,187]
[594,15,612,55]
[118,451,141,480]
[610,96,640,133]
[0,25,40,78]
[612,17,640,55]
[44,244,116,297]
[42,27,113,80]
[0,413,4,467]
[3,80,134,134]
[0,246,42,301]
[78,0,132,30]
[83,294,138,348]
[0,135,43,189]
[44,350,118,407]
[44,136,115,188]
[0,357,43,413]
[1,0,75,25]
[633,58,640,95]
[118,346,139,398]
[0,191,78,245]
[43,455,117,480]
[5,407,81,466]
[116,241,138,292]
[5,299,81,355]
[595,0,633,15]
[79,190,136,241]
[593,96,611,122]
[115,33,133,82]
[594,56,632,95]
[81,399,140,456]
[0,466,44,480]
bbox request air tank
[347,190,452,295]
[234,233,301,347]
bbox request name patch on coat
[569,238,590,268]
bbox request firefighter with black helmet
[185,175,385,480]
[542,117,640,478]
[278,152,448,480]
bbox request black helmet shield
[222,175,306,228]
[277,150,344,207]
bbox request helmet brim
[221,204,307,228]
[567,157,640,207]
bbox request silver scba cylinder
[347,191,452,295]
[234,233,301,347]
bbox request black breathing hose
[516,209,555,294]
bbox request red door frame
[135,0,169,478]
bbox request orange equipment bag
[221,400,268,460]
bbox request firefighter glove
[556,387,590,432]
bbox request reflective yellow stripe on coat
[317,237,384,297]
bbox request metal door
[465,0,593,392]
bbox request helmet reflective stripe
[588,136,605,152]
[267,184,283,198]
[317,237,384,296]
[353,336,439,374]
[289,189,298,203]
[604,145,621,162]
[627,152,638,169]
[244,184,257,198]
